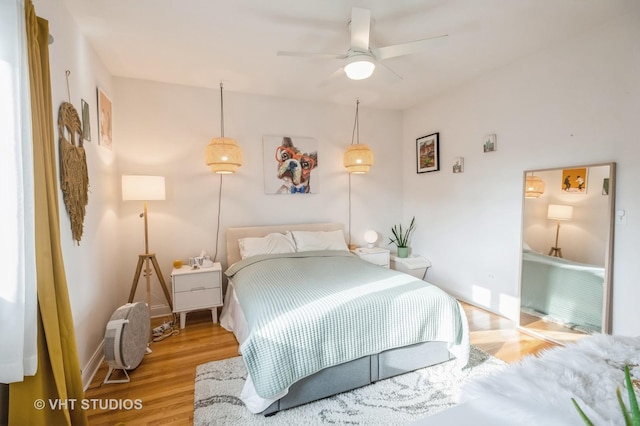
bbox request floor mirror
[519,162,615,344]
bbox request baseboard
[150,303,171,318]
[82,340,104,391]
[454,294,511,320]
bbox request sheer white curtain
[0,0,37,384]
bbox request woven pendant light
[525,174,545,198]
[205,83,242,174]
[344,100,374,174]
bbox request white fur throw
[463,334,640,425]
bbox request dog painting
[263,136,318,194]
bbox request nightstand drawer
[360,252,389,266]
[174,287,221,312]
[173,270,220,293]
[354,248,390,268]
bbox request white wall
[33,0,120,381]
[114,78,404,314]
[402,9,640,335]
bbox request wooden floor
[85,302,556,425]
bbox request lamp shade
[122,175,165,201]
[205,137,243,174]
[344,143,374,174]
[364,230,378,248]
[344,54,375,80]
[525,175,545,198]
[547,204,573,221]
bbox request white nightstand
[390,255,431,279]
[353,247,390,268]
[171,263,222,329]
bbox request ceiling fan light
[344,55,375,80]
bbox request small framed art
[483,134,497,153]
[453,157,464,173]
[416,132,439,173]
[561,167,587,194]
[602,178,609,195]
[81,99,91,141]
[97,87,112,149]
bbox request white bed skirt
[220,280,287,412]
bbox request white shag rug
[463,334,640,426]
[194,346,506,425]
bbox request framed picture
[263,135,319,194]
[561,167,588,194]
[483,134,497,152]
[453,157,464,173]
[416,132,439,173]
[81,99,91,141]
[97,87,112,149]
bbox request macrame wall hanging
[58,71,89,244]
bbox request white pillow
[238,232,296,259]
[291,230,348,252]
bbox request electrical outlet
[615,209,627,225]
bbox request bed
[520,249,605,332]
[219,222,469,415]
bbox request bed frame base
[261,340,451,416]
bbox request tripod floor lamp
[122,175,173,317]
[547,204,573,258]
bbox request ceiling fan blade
[277,50,347,59]
[376,61,403,82]
[317,67,345,87]
[350,7,371,51]
[372,34,448,60]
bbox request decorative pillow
[238,232,296,259]
[291,230,348,252]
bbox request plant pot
[397,247,409,258]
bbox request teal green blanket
[226,251,466,399]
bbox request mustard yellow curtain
[9,2,88,425]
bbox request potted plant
[388,217,416,258]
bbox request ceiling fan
[277,7,447,82]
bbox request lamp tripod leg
[128,256,145,303]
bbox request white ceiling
[61,0,634,110]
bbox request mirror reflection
[519,163,615,344]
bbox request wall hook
[65,70,71,103]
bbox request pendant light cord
[350,99,360,145]
[213,174,223,263]
[347,99,359,247]
[348,173,352,247]
[220,82,225,138]
[213,81,225,263]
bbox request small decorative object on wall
[602,178,609,195]
[58,102,89,244]
[416,132,439,173]
[97,87,112,149]
[561,167,587,194]
[81,99,91,141]
[263,135,318,194]
[483,134,497,152]
[453,157,464,173]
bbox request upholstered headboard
[226,222,344,267]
